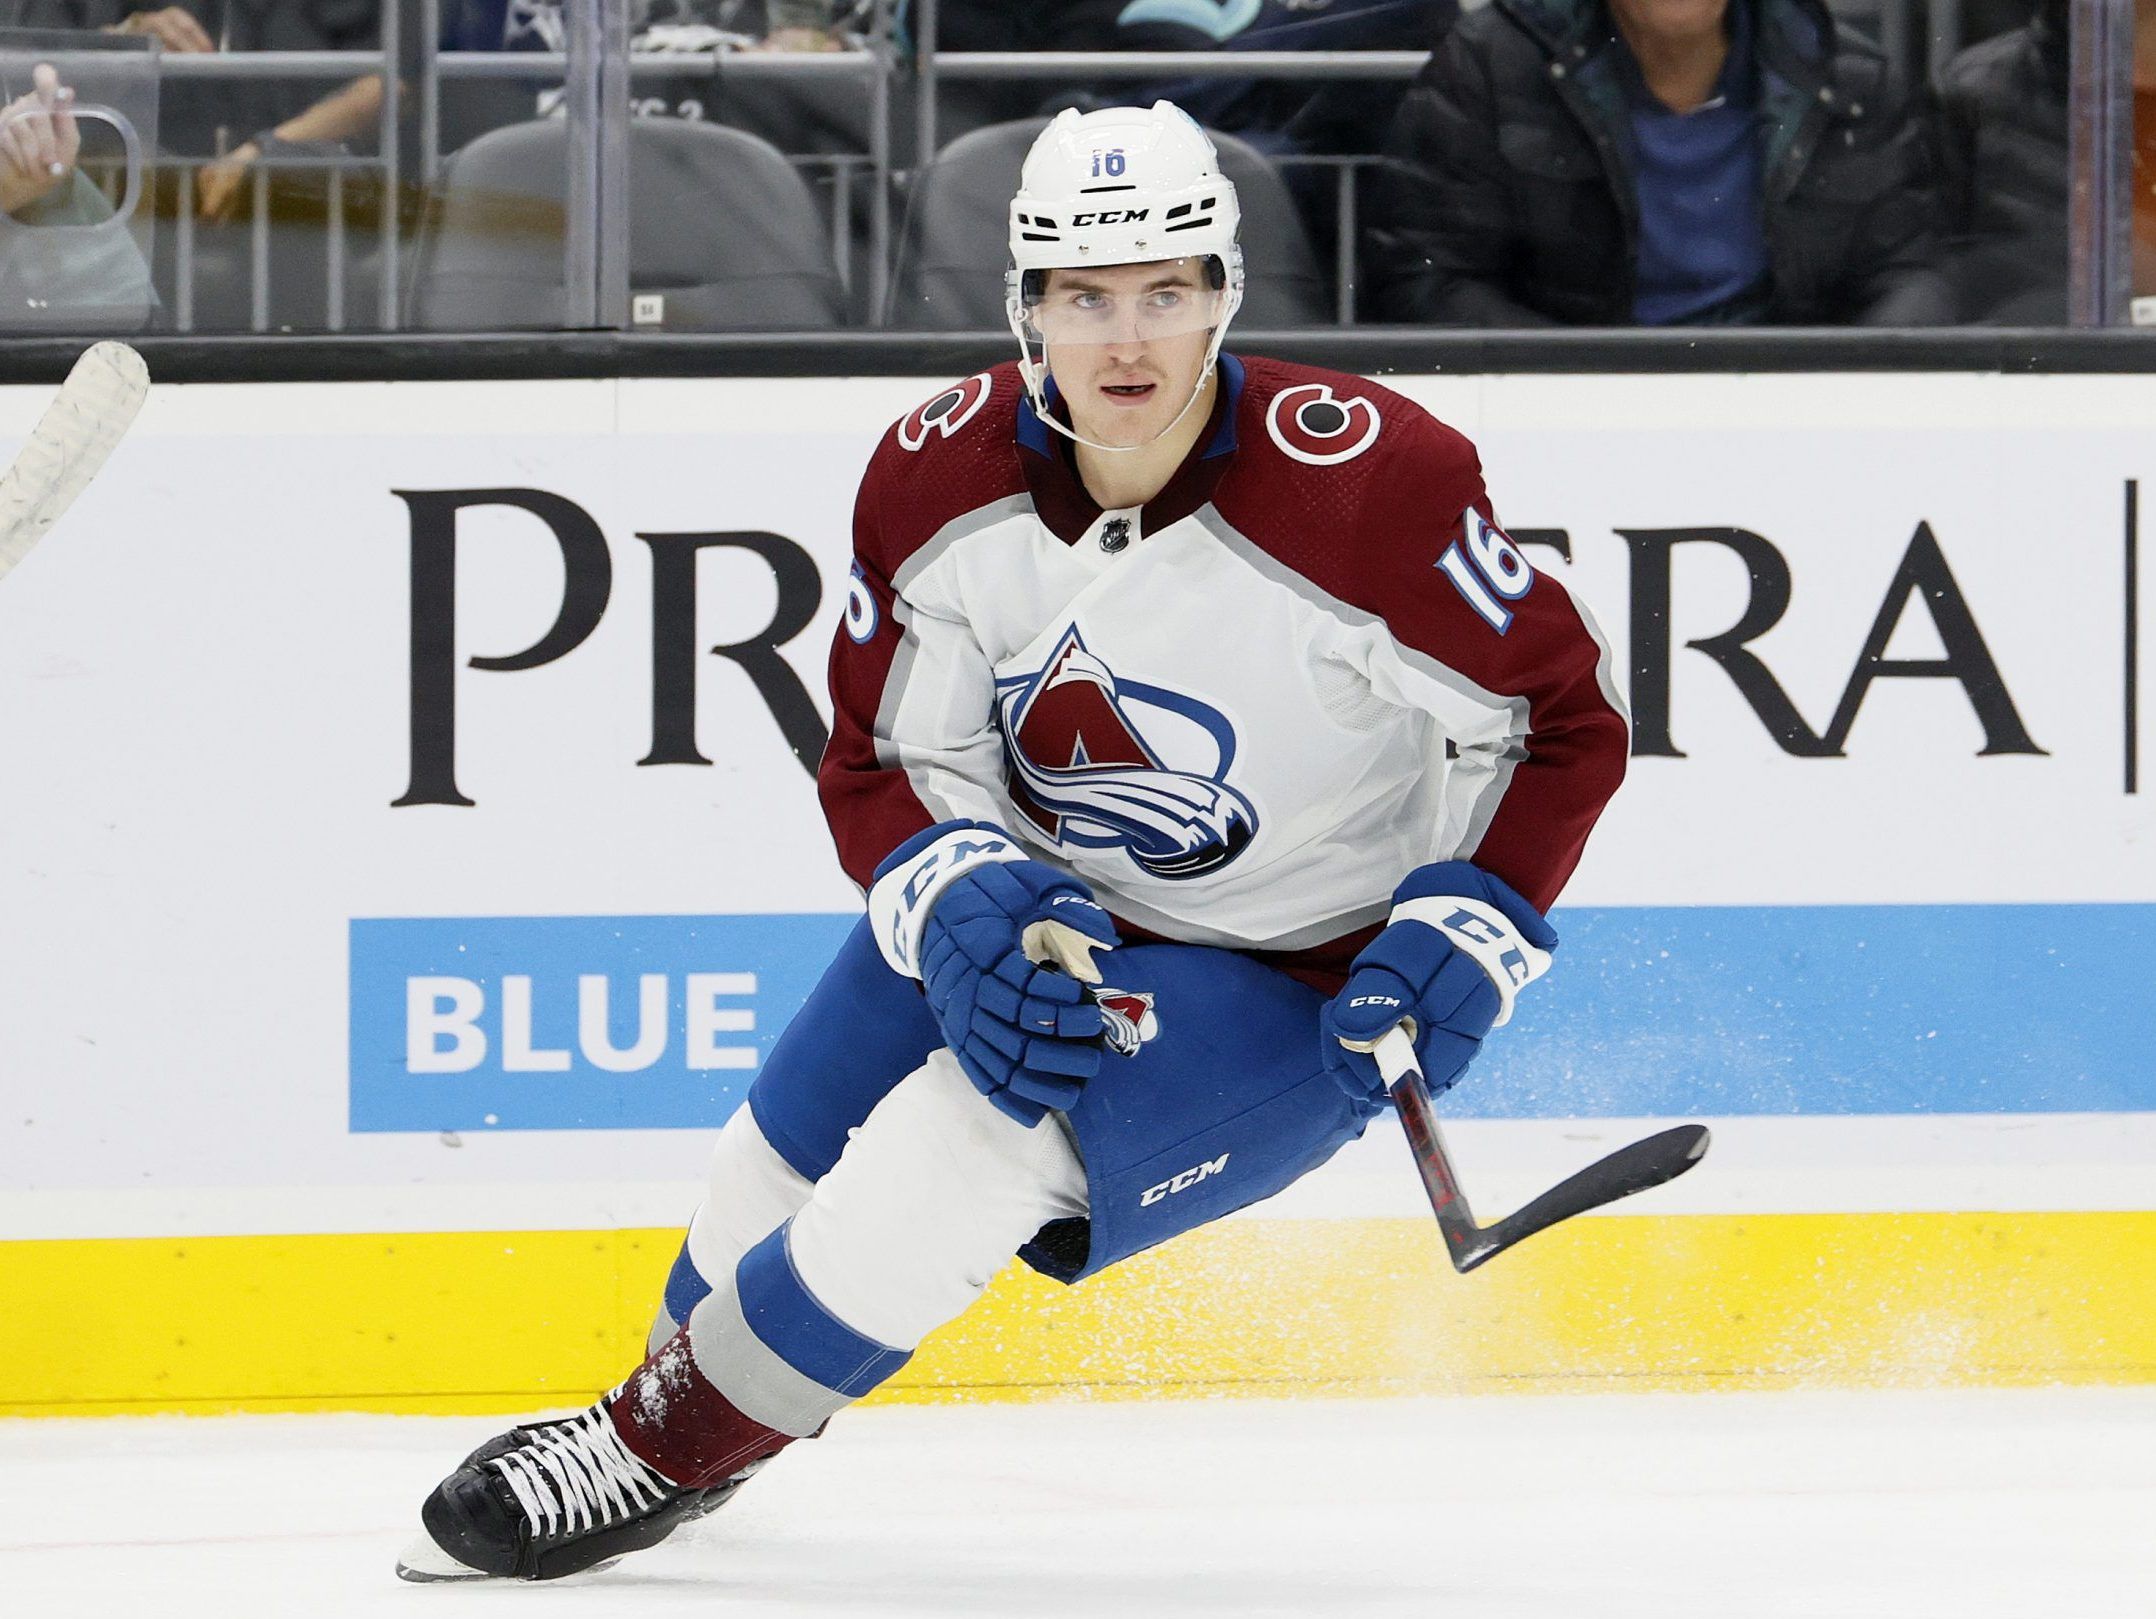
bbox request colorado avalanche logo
[898,372,993,451]
[996,626,1258,881]
[1094,988,1159,1057]
[1265,382,1382,466]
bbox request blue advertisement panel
[351,903,2156,1133]
[1492,903,2156,1120]
[349,913,859,1132]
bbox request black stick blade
[1456,1125,1712,1273]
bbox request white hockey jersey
[820,354,1628,990]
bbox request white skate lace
[488,1407,675,1540]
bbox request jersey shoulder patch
[862,363,1030,580]
[1214,358,1488,606]
[1263,378,1384,466]
[897,370,998,451]
[1239,357,1431,473]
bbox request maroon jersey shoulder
[857,363,1032,580]
[1214,354,1486,610]
[1233,355,1477,467]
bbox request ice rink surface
[4,1387,2152,1619]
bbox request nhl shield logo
[1095,988,1159,1056]
[1100,516,1132,554]
[996,625,1258,881]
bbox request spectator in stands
[1104,0,1456,163]
[0,61,154,326]
[97,4,209,52]
[2,1,381,164]
[759,0,847,51]
[1369,0,1952,326]
[189,0,828,218]
[1936,0,2065,323]
[848,1,1220,137]
[1085,1,1460,293]
[1,1,207,51]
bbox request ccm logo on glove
[1404,901,1544,1008]
[1320,861,1559,1111]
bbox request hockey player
[398,100,1629,1583]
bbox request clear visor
[1017,261,1227,346]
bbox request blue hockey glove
[1320,861,1558,1114]
[868,821,1119,1127]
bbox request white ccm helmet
[1005,101,1246,453]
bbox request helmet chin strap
[1011,312,1236,457]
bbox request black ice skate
[394,1402,760,1582]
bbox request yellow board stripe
[4,1212,2153,1416]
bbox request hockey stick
[0,341,149,584]
[1344,1025,1710,1273]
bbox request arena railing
[145,42,892,333]
[18,0,2148,337]
[0,326,2151,390]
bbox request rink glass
[0,0,2141,332]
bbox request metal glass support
[328,165,346,332]
[378,0,401,330]
[420,0,441,184]
[163,49,899,78]
[868,0,893,321]
[827,155,854,292]
[563,0,600,327]
[251,164,270,331]
[934,50,1428,80]
[433,51,894,79]
[174,164,195,333]
[596,0,630,329]
[1335,160,1358,325]
[563,0,631,329]
[915,0,939,170]
[2069,0,2136,325]
[157,52,380,79]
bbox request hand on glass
[195,140,261,223]
[754,26,844,51]
[0,65,81,219]
[107,7,215,54]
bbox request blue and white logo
[995,625,1257,881]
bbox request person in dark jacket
[1936,0,2066,323]
[1369,0,1952,326]
[1123,0,1458,161]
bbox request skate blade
[394,1534,623,1584]
[395,1561,486,1583]
[395,1532,491,1582]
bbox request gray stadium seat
[409,118,846,331]
[887,119,1331,330]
